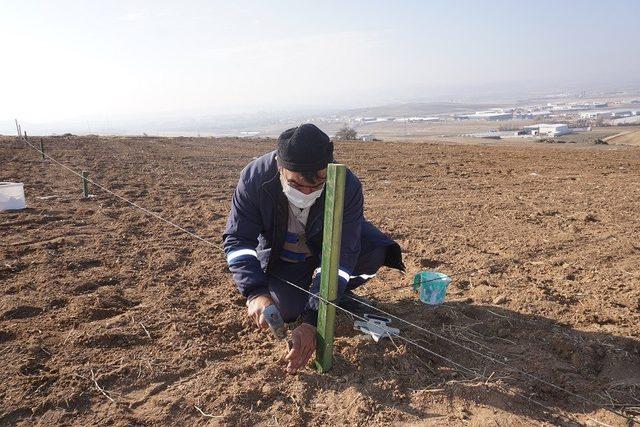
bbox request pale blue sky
[2,0,639,123]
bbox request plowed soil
[1,135,639,426]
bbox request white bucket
[0,182,26,211]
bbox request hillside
[605,129,640,146]
[339,102,499,117]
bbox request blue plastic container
[413,271,452,305]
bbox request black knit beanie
[277,123,333,172]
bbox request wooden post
[82,171,90,197]
[315,163,346,373]
[40,139,45,161]
[14,119,20,139]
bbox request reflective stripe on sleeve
[338,269,351,282]
[226,249,258,264]
[313,267,351,282]
[350,273,376,280]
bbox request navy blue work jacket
[222,150,402,318]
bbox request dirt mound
[1,135,639,425]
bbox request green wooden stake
[82,171,89,197]
[315,163,347,373]
[40,139,45,161]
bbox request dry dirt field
[1,135,639,426]
[605,130,640,147]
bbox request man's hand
[247,295,274,330]
[285,323,316,374]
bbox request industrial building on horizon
[519,123,571,137]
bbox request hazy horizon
[3,0,640,133]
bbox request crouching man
[223,123,404,373]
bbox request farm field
[1,135,639,425]
[554,127,640,145]
[605,129,640,146]
[257,119,538,140]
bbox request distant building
[610,110,633,118]
[610,115,640,125]
[359,134,376,141]
[548,104,574,111]
[517,110,551,119]
[240,131,261,137]
[406,116,440,123]
[580,111,611,119]
[456,110,513,121]
[520,124,570,137]
[573,102,608,109]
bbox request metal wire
[20,137,223,250]
[367,230,638,300]
[18,135,485,374]
[14,132,634,423]
[343,293,635,413]
[271,272,579,425]
[366,266,481,299]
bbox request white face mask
[280,174,324,209]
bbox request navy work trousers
[267,246,387,323]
